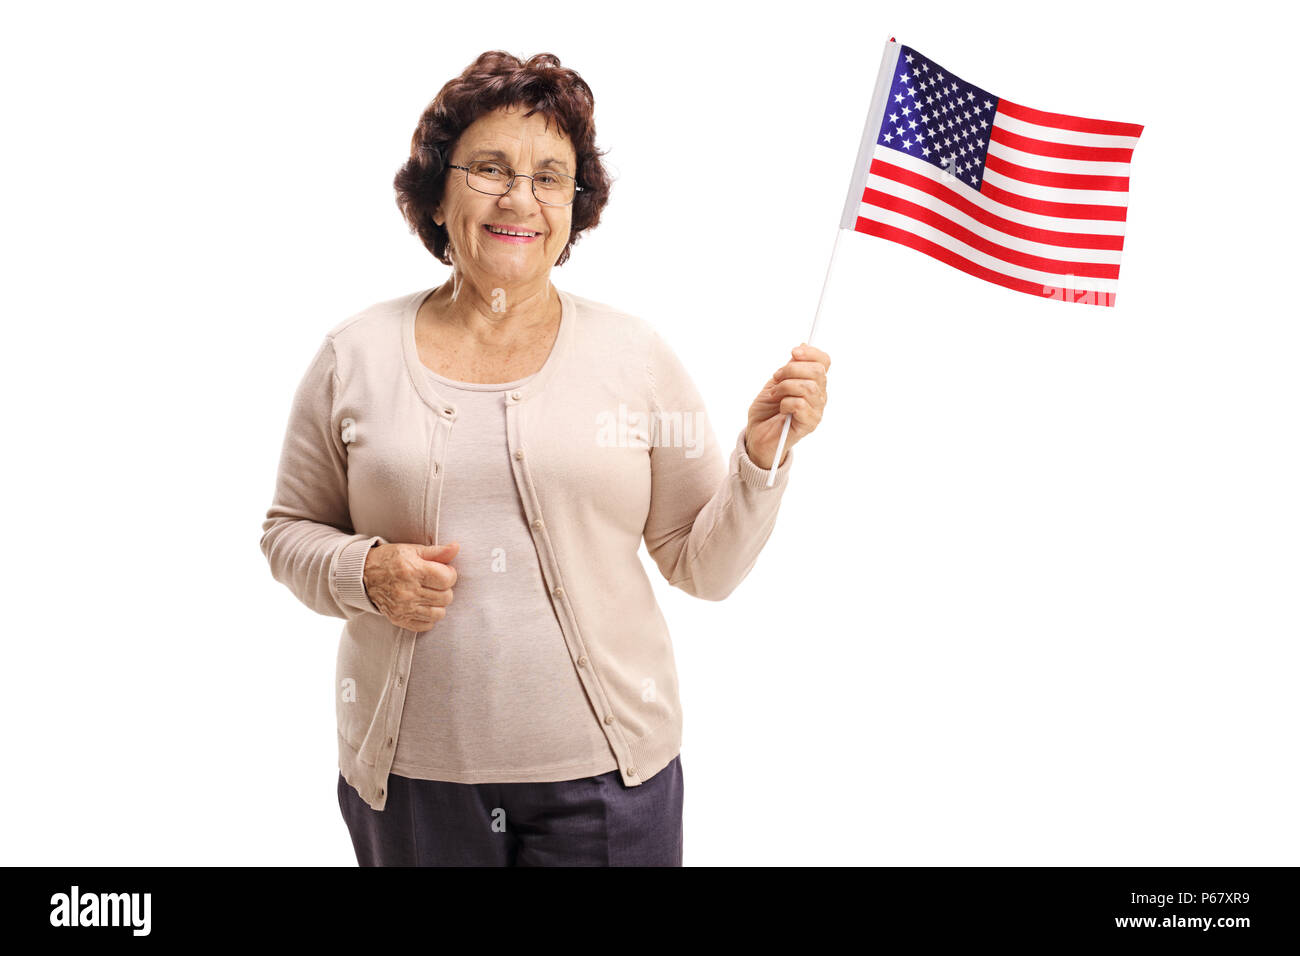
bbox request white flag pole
[763,36,902,488]
[763,230,839,486]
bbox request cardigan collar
[401,282,575,417]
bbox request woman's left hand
[744,342,831,470]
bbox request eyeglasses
[448,160,583,207]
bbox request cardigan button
[552,586,564,598]
[510,390,521,401]
[604,715,614,725]
[627,767,637,776]
[532,518,544,531]
[577,656,587,667]
[514,449,524,460]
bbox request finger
[416,585,454,607]
[422,563,457,589]
[778,395,818,430]
[772,360,829,388]
[792,344,831,372]
[770,377,825,406]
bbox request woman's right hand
[362,541,459,631]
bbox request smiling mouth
[483,224,541,238]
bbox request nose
[499,174,543,212]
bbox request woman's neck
[421,277,559,351]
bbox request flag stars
[882,48,996,190]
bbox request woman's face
[435,104,577,289]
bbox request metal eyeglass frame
[447,162,584,207]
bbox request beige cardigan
[260,284,795,811]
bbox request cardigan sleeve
[641,329,794,601]
[259,335,388,621]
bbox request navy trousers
[337,755,684,866]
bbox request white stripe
[869,146,1129,237]
[857,202,1120,295]
[986,139,1132,178]
[980,165,1129,206]
[863,171,1123,266]
[991,110,1141,151]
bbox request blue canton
[876,45,1000,191]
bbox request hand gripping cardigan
[260,284,795,811]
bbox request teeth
[486,225,537,237]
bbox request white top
[390,366,619,782]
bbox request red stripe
[862,188,1119,279]
[854,217,1116,306]
[988,124,1135,164]
[978,178,1128,222]
[984,153,1129,192]
[997,98,1144,138]
[867,157,1125,250]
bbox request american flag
[840,41,1143,306]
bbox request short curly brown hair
[393,51,613,268]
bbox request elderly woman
[260,51,830,867]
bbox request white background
[2,0,1296,866]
